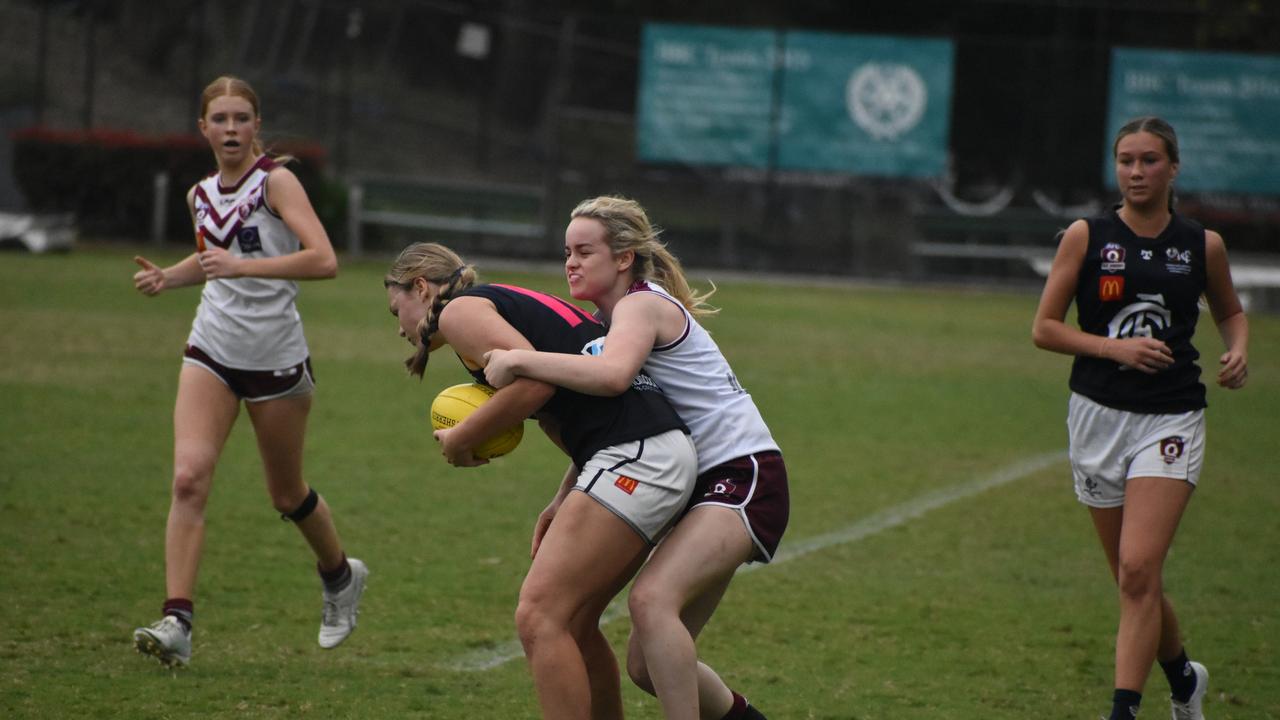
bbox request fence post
[151,171,169,247]
[346,182,364,257]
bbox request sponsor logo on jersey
[1101,243,1126,272]
[1141,249,1153,260]
[1165,246,1192,275]
[631,371,663,393]
[1159,436,1185,464]
[1099,275,1124,301]
[614,476,638,495]
[237,226,263,253]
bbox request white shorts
[574,429,697,545]
[1067,392,1206,508]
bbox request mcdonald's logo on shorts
[1099,275,1124,301]
[614,476,639,495]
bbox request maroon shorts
[183,345,315,402]
[686,451,789,563]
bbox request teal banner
[636,24,777,167]
[637,23,954,178]
[1107,47,1280,195]
[778,31,953,176]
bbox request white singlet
[187,156,309,370]
[627,281,779,472]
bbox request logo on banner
[1101,243,1126,272]
[1099,275,1125,301]
[847,63,927,141]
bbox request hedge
[10,127,339,243]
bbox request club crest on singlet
[1107,293,1172,340]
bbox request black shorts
[686,451,789,563]
[183,345,315,402]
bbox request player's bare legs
[246,393,343,569]
[165,364,240,599]
[516,491,650,720]
[1088,476,1193,692]
[627,506,756,720]
[572,598,629,720]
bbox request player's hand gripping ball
[430,383,524,459]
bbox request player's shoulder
[1058,218,1090,247]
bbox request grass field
[1,245,1276,720]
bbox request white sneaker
[1170,661,1209,720]
[133,615,191,667]
[318,558,368,649]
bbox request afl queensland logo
[1101,243,1126,272]
[1159,436,1185,464]
[847,63,927,141]
[1107,292,1172,340]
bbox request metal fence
[3,0,1278,290]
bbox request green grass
[1,246,1276,719]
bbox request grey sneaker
[133,615,191,667]
[1171,661,1209,720]
[318,557,368,649]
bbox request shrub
[10,127,336,243]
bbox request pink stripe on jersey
[492,284,599,327]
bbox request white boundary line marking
[443,450,1066,672]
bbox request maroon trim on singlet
[216,155,276,194]
[193,157,276,249]
[627,280,691,352]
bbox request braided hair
[384,242,478,377]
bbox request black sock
[162,598,193,632]
[1160,649,1196,702]
[319,554,351,593]
[1109,688,1142,720]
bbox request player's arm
[435,296,555,464]
[1202,229,1249,389]
[197,167,338,281]
[1031,220,1171,373]
[483,294,662,396]
[132,188,210,295]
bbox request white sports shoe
[318,557,368,649]
[133,615,191,667]
[1170,661,1209,720]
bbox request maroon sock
[163,598,193,631]
[720,690,749,720]
[318,553,351,592]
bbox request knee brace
[281,488,319,522]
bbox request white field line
[444,450,1067,672]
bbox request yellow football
[430,382,524,459]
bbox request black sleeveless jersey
[457,284,687,468]
[1068,208,1208,413]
